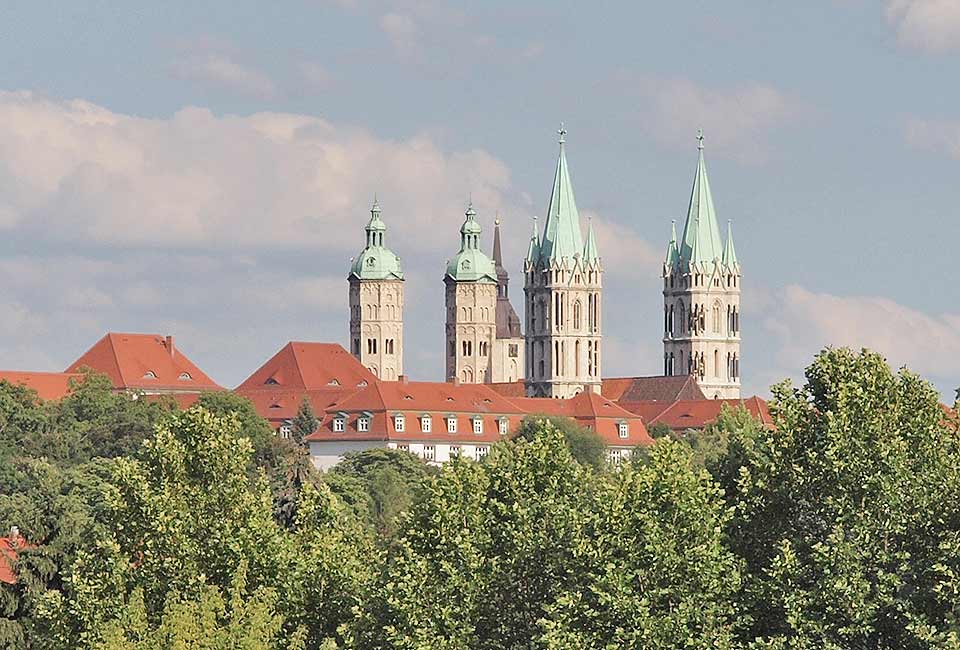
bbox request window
[367,338,377,354]
[397,443,409,452]
[421,415,432,433]
[498,418,508,436]
[423,445,435,462]
[450,445,461,457]
[178,372,192,381]
[609,448,624,467]
[352,338,360,355]
[357,416,370,432]
[479,341,488,357]
[508,344,518,358]
[394,414,405,432]
[447,417,457,433]
[573,300,582,330]
[473,417,483,434]
[385,339,394,355]
[279,424,292,439]
[333,417,345,432]
[142,371,157,380]
[618,422,629,438]
[476,445,489,460]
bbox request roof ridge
[105,333,128,387]
[286,342,308,389]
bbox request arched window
[713,303,721,333]
[575,339,581,376]
[574,301,582,330]
[679,302,686,333]
[714,349,719,377]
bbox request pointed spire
[540,126,585,261]
[722,219,739,268]
[492,213,504,270]
[679,129,724,268]
[525,216,540,263]
[583,217,599,263]
[664,219,680,267]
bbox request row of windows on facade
[449,306,493,322]
[665,272,739,290]
[664,350,740,380]
[528,293,600,335]
[447,340,520,360]
[141,371,192,380]
[332,413,509,436]
[353,338,397,356]
[664,302,740,337]
[354,304,401,320]
[397,443,489,463]
[528,339,601,380]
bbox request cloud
[0,91,518,253]
[379,12,420,54]
[636,77,805,162]
[584,212,661,282]
[760,284,960,385]
[904,117,960,158]
[173,52,278,99]
[298,61,334,89]
[886,0,960,52]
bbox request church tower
[348,199,404,380]
[662,131,741,399]
[524,127,603,398]
[490,217,525,383]
[444,202,498,384]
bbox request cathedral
[347,128,742,400]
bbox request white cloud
[584,212,661,281]
[637,77,805,162]
[904,117,960,158]
[298,61,334,89]
[760,284,960,383]
[174,52,278,99]
[887,0,960,52]
[379,12,419,54]
[0,91,518,252]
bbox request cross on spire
[697,128,704,151]
[558,122,566,145]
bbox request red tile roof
[0,534,28,584]
[0,371,81,401]
[307,381,651,447]
[236,342,375,391]
[66,333,222,393]
[620,396,772,431]
[487,380,526,398]
[237,387,359,426]
[602,375,706,402]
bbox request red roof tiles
[66,333,221,393]
[0,533,28,584]
[0,371,81,401]
[619,396,772,431]
[236,342,375,391]
[602,375,706,402]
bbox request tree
[719,348,960,648]
[515,415,606,469]
[291,397,319,446]
[647,421,673,439]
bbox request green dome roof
[350,200,404,281]
[445,202,496,283]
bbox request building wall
[386,440,492,465]
[524,264,603,398]
[349,279,404,380]
[445,280,497,384]
[662,268,741,399]
[491,336,524,384]
[309,440,388,471]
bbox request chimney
[165,335,175,359]
[398,374,409,385]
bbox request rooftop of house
[0,530,29,584]
[602,375,706,402]
[619,396,772,431]
[0,370,82,401]
[65,333,221,392]
[236,342,375,391]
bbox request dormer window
[357,380,368,388]
[178,372,192,381]
[472,417,483,435]
[333,416,345,432]
[328,379,340,386]
[142,371,157,380]
[358,414,371,432]
[497,417,509,436]
[446,416,457,434]
[420,415,432,433]
[618,421,629,439]
[265,377,279,385]
[394,414,405,432]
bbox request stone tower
[490,217,525,383]
[662,131,741,399]
[524,127,603,398]
[348,199,404,380]
[444,203,498,384]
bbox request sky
[0,0,957,399]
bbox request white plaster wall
[309,440,388,470]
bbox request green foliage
[647,421,673,439]
[292,397,319,445]
[515,414,606,469]
[722,348,960,649]
[195,391,274,450]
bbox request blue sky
[0,0,957,398]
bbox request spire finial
[495,210,501,226]
[558,122,566,145]
[697,128,704,151]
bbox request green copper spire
[525,216,541,263]
[664,219,680,267]
[583,217,599,263]
[679,130,724,268]
[539,125,585,263]
[350,198,404,280]
[722,219,739,268]
[446,201,497,283]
